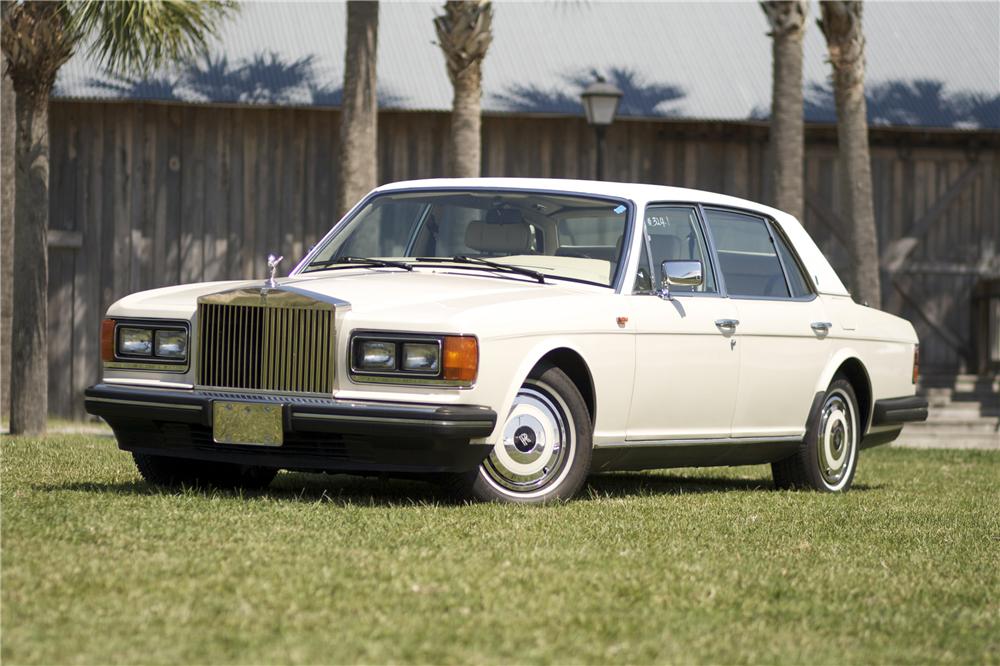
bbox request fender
[814,346,874,434]
[493,336,599,445]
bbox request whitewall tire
[454,363,593,503]
[772,377,860,492]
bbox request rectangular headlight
[358,340,396,370]
[155,329,187,360]
[118,327,153,356]
[402,342,440,373]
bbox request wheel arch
[500,341,597,430]
[818,352,873,436]
[534,347,596,426]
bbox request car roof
[372,178,850,297]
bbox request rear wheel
[772,377,860,492]
[132,453,277,490]
[452,363,592,503]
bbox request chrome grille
[197,299,335,394]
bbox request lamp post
[580,75,623,181]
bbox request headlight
[155,329,187,359]
[351,333,476,386]
[105,320,189,366]
[402,342,440,372]
[119,327,153,356]
[358,340,396,370]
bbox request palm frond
[68,0,237,76]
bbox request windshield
[302,190,632,287]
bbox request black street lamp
[580,75,623,181]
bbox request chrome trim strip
[293,412,495,428]
[84,397,203,411]
[596,435,803,448]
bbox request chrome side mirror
[659,260,703,300]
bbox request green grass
[2,435,998,665]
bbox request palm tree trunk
[820,1,881,308]
[761,1,807,222]
[435,1,492,178]
[9,91,49,434]
[450,56,483,178]
[1,69,15,423]
[336,0,379,217]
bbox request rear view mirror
[659,260,703,300]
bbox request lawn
[2,435,998,665]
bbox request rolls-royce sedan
[85,178,928,503]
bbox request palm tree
[1,56,15,426]
[760,1,807,222]
[336,1,379,217]
[819,0,881,308]
[1,0,234,435]
[435,0,493,178]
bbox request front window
[642,205,717,294]
[302,190,632,287]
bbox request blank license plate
[212,401,283,446]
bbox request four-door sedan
[85,178,928,503]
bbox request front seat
[464,218,531,256]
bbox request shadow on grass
[36,470,883,506]
[586,472,882,499]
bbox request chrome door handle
[715,319,739,330]
[811,321,833,333]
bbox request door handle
[811,321,833,333]
[715,318,739,331]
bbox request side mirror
[659,260,703,300]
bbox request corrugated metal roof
[54,0,1000,130]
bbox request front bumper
[84,383,497,474]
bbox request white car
[85,178,928,503]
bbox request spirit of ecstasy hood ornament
[266,254,283,289]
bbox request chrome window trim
[292,186,637,294]
[110,318,190,373]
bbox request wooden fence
[20,100,1000,416]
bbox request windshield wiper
[415,256,546,284]
[303,256,413,273]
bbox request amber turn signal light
[442,336,478,384]
[101,318,116,362]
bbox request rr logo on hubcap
[513,426,536,453]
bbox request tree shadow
[493,66,685,118]
[84,52,407,109]
[753,78,999,130]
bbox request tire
[772,377,861,492]
[132,452,277,491]
[450,363,593,504]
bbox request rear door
[702,207,832,438]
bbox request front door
[626,205,740,441]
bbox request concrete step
[924,409,1000,430]
[892,430,1000,450]
[905,419,999,434]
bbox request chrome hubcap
[818,390,856,488]
[482,382,574,495]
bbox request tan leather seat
[465,220,531,254]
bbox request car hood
[108,268,603,322]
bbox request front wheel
[452,364,592,503]
[772,377,860,492]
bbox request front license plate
[212,401,284,446]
